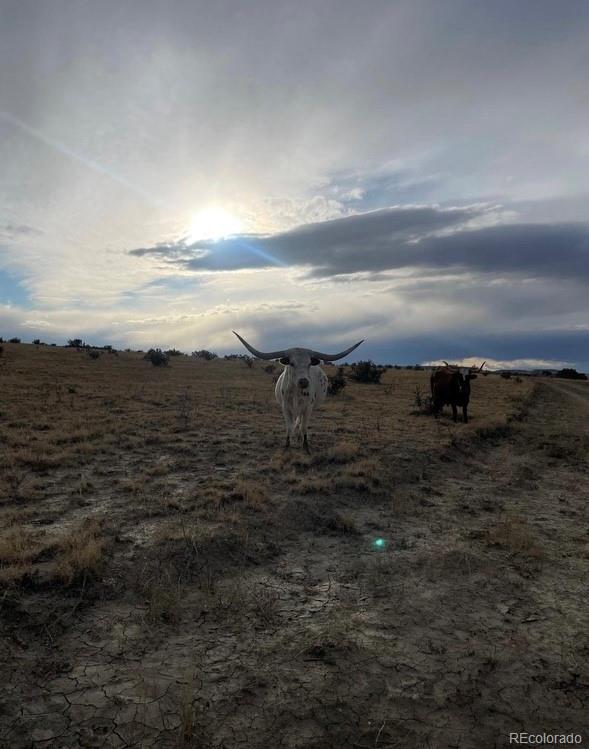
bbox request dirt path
[2,381,588,748]
[545,378,589,410]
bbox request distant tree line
[2,335,588,380]
[555,368,587,381]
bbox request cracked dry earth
[1,354,588,748]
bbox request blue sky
[1,0,588,370]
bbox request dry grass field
[0,343,587,747]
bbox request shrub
[144,348,169,367]
[500,372,512,379]
[328,367,346,395]
[33,339,42,345]
[8,337,21,344]
[224,353,254,367]
[263,364,276,374]
[165,348,184,357]
[413,385,433,414]
[88,350,100,360]
[556,368,588,381]
[67,338,86,348]
[191,349,218,360]
[0,346,3,356]
[350,360,383,384]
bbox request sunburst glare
[186,206,244,244]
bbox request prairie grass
[486,516,544,559]
[54,518,108,584]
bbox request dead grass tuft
[119,476,145,494]
[297,476,333,494]
[54,518,107,584]
[146,578,183,624]
[486,516,544,559]
[343,458,380,479]
[390,489,417,515]
[249,580,280,624]
[326,441,358,464]
[145,460,172,477]
[0,526,42,565]
[232,478,272,511]
[13,447,70,470]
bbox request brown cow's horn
[232,331,287,360]
[309,340,364,362]
[479,361,486,371]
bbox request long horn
[232,331,287,360]
[479,361,486,371]
[442,360,457,369]
[310,339,364,362]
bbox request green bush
[191,349,218,360]
[556,368,587,381]
[144,348,169,366]
[350,360,383,384]
[328,367,347,395]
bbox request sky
[1,0,588,370]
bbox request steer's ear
[468,373,478,380]
[279,357,290,365]
[310,357,321,366]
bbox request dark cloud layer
[130,206,589,281]
[363,328,589,371]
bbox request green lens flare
[372,538,386,549]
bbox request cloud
[0,223,42,239]
[423,357,571,371]
[3,2,589,373]
[130,205,589,282]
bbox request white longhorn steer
[233,331,364,452]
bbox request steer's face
[280,349,321,390]
[458,369,478,400]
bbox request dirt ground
[0,344,587,748]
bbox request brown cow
[430,361,485,423]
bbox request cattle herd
[233,332,485,451]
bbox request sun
[186,206,243,244]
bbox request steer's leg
[282,405,293,449]
[463,405,468,423]
[301,404,313,454]
[451,403,458,422]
